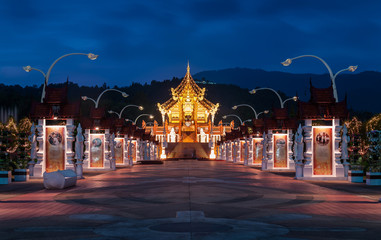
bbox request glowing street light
[108,104,143,119]
[23,53,98,103]
[232,104,269,119]
[281,55,357,102]
[82,89,128,108]
[222,114,243,126]
[249,88,298,108]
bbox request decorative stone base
[298,177,348,181]
[262,169,295,172]
[366,172,381,185]
[348,170,364,183]
[0,171,11,184]
[13,169,30,182]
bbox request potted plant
[12,118,32,181]
[0,156,12,184]
[348,134,368,183]
[0,123,12,184]
[365,130,381,185]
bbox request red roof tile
[310,83,335,104]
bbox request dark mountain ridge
[194,68,381,113]
[0,68,378,124]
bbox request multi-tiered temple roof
[298,81,348,119]
[158,63,219,115]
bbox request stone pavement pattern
[1,160,381,239]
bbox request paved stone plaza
[1,160,381,240]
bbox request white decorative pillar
[28,123,37,177]
[128,139,134,165]
[243,137,249,165]
[247,137,253,166]
[74,123,85,179]
[109,133,116,170]
[65,119,76,171]
[266,130,274,170]
[33,119,44,178]
[288,129,295,169]
[160,112,167,159]
[302,120,313,177]
[232,140,237,163]
[220,144,223,160]
[135,140,141,161]
[104,129,111,169]
[261,132,268,171]
[144,140,149,160]
[153,143,157,160]
[294,124,304,179]
[209,114,216,159]
[334,119,345,177]
[226,142,230,161]
[123,136,129,165]
[83,129,90,169]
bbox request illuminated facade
[157,64,219,142]
[297,82,348,179]
[150,64,227,158]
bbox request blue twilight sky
[1,0,381,87]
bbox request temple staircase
[166,142,210,159]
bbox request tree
[16,117,32,169]
[366,113,381,132]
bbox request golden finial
[187,61,190,74]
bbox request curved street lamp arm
[257,111,265,118]
[282,97,297,106]
[134,114,152,124]
[283,55,357,103]
[45,53,96,82]
[95,89,128,108]
[252,88,284,108]
[286,55,334,79]
[333,67,352,80]
[24,67,47,78]
[108,110,121,119]
[41,52,97,103]
[83,97,97,106]
[234,104,258,118]
[331,67,355,102]
[119,104,142,119]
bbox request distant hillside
[0,69,378,124]
[0,78,298,124]
[194,68,381,113]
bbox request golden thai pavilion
[150,63,226,158]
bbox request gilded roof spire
[185,61,191,82]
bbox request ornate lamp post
[281,55,357,102]
[249,88,298,108]
[209,112,216,159]
[108,105,143,119]
[82,89,128,108]
[232,104,269,119]
[23,52,98,103]
[160,110,167,159]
